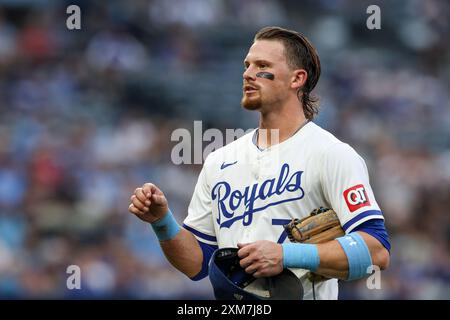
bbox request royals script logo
[212,164,305,228]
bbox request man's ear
[291,69,307,90]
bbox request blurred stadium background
[0,0,449,299]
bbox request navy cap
[208,247,303,300]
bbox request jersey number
[272,219,292,244]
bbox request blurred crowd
[0,0,449,299]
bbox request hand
[128,183,169,223]
[237,240,283,278]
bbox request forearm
[314,239,349,279]
[283,232,390,280]
[159,227,203,278]
[128,184,207,278]
[317,231,389,279]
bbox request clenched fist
[128,183,169,223]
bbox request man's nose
[243,67,256,81]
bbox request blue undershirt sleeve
[352,218,391,253]
[189,240,218,281]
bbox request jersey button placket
[260,151,272,180]
[254,154,262,180]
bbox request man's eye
[259,64,267,69]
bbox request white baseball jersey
[183,121,384,300]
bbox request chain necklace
[288,118,310,139]
[256,118,310,149]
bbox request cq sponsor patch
[343,184,370,212]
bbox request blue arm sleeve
[189,240,218,281]
[352,219,391,253]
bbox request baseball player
[128,26,390,300]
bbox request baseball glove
[283,207,345,282]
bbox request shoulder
[305,122,364,163]
[305,122,345,152]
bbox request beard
[241,91,262,110]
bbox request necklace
[288,118,309,139]
[255,118,309,149]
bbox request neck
[257,99,307,149]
